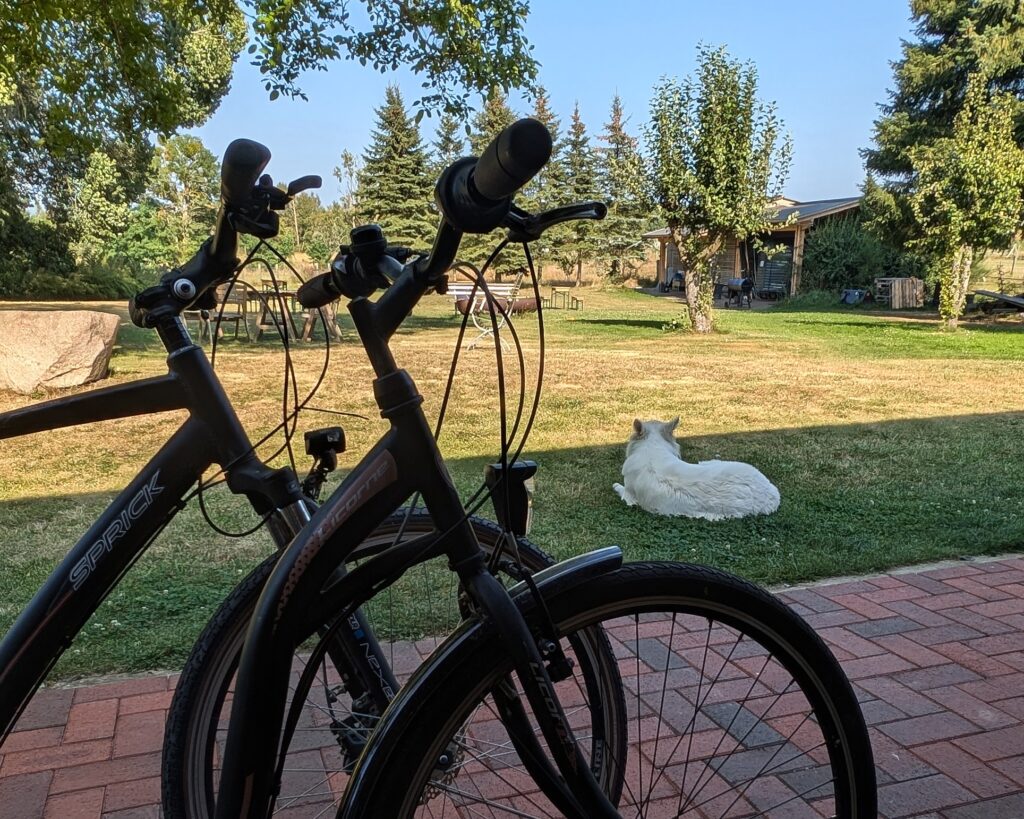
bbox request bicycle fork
[463,567,620,818]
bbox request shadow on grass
[570,318,668,331]
[4,409,1023,678]
[6,409,1023,589]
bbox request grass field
[2,288,1023,679]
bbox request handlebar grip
[297,273,341,309]
[221,139,272,207]
[472,118,552,202]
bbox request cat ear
[667,416,680,432]
[632,418,644,437]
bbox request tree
[431,113,468,178]
[596,94,651,282]
[147,136,220,266]
[520,86,566,279]
[470,88,519,155]
[863,1,1024,327]
[906,76,1024,329]
[1,4,244,215]
[556,104,601,285]
[357,86,436,249]
[644,46,791,333]
[863,0,1024,183]
[333,150,362,231]
[2,0,538,218]
[68,152,132,262]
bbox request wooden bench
[447,275,535,350]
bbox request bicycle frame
[0,319,313,743]
[215,276,620,818]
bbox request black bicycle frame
[215,271,619,818]
[0,318,313,743]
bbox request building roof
[774,197,861,223]
[641,196,861,239]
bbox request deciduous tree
[907,76,1024,329]
[148,136,220,266]
[644,45,791,333]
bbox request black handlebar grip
[472,118,553,202]
[221,139,272,207]
[297,272,341,309]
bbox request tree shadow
[572,318,668,331]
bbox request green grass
[1,289,1023,679]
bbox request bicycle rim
[355,563,874,818]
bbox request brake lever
[287,175,323,196]
[504,201,608,243]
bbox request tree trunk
[675,231,723,334]
[940,243,974,331]
[575,256,582,286]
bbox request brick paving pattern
[4,556,1024,817]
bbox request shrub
[801,216,892,291]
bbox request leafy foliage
[644,45,792,333]
[146,136,221,266]
[1,0,537,224]
[245,0,537,118]
[68,152,133,262]
[907,76,1024,327]
[863,0,1024,328]
[863,0,1024,182]
[801,216,896,291]
[357,86,436,250]
[0,2,244,213]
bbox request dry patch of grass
[1,290,1023,677]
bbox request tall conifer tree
[463,88,522,277]
[863,1,1024,327]
[596,94,651,281]
[557,103,601,285]
[521,86,566,279]
[431,112,467,178]
[357,85,435,249]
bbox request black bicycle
[201,121,877,817]
[0,137,568,816]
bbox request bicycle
[206,119,878,817]
[0,137,565,815]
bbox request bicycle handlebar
[473,117,552,201]
[298,117,565,314]
[220,139,272,208]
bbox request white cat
[612,417,780,520]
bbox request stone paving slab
[3,555,1024,817]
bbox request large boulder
[0,310,121,394]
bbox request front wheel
[341,561,877,818]
[162,510,563,819]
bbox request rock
[0,310,122,394]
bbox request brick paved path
[4,555,1024,817]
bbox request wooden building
[643,197,861,297]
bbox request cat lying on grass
[613,417,780,520]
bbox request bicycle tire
[340,560,877,818]
[162,510,622,818]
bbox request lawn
[2,288,1023,679]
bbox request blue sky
[190,1,915,204]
